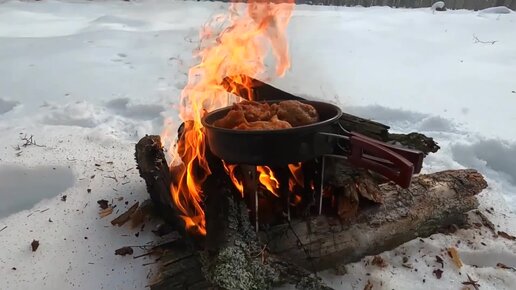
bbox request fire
[223,163,244,197]
[287,163,303,192]
[162,0,295,235]
[257,166,280,197]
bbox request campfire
[133,1,487,289]
[160,0,424,237]
[160,0,296,236]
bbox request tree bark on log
[264,169,487,271]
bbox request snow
[479,6,513,14]
[431,1,445,11]
[0,1,515,289]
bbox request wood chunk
[497,263,516,271]
[31,240,39,252]
[388,132,440,154]
[135,135,185,235]
[97,199,109,209]
[337,183,359,221]
[99,207,113,218]
[435,255,444,268]
[130,199,154,228]
[363,280,373,290]
[356,171,383,204]
[433,269,443,279]
[115,246,133,256]
[497,231,516,241]
[448,247,463,269]
[371,256,387,268]
[111,202,139,227]
[152,224,176,237]
[462,274,480,290]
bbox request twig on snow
[473,34,497,45]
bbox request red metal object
[348,134,414,188]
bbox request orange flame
[257,166,280,197]
[161,0,295,235]
[287,163,304,192]
[223,163,244,197]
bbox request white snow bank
[479,6,513,14]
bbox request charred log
[135,136,183,233]
[137,135,332,290]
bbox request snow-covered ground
[0,1,515,289]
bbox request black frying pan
[201,100,421,188]
[202,100,340,165]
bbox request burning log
[135,136,185,235]
[135,131,486,290]
[139,135,331,289]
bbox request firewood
[135,125,477,290]
[135,136,184,235]
[265,169,486,270]
[111,202,139,227]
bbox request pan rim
[201,100,343,135]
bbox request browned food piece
[273,100,319,127]
[234,115,292,131]
[233,101,274,122]
[212,100,319,130]
[213,110,247,129]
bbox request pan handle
[333,122,424,174]
[348,134,414,188]
[318,132,414,188]
[348,131,424,174]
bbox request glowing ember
[161,0,295,235]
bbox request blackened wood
[135,135,184,235]
[222,75,304,102]
[388,132,440,154]
[149,239,212,290]
[265,169,487,271]
[338,112,390,141]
